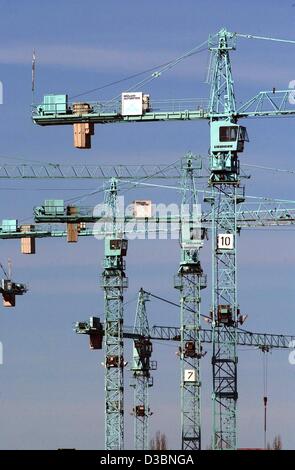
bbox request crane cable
[242,163,295,176]
[262,348,269,449]
[69,38,211,102]
[237,32,295,46]
[64,157,183,204]
[70,31,295,101]
[0,262,8,279]
[143,289,271,337]
[107,43,209,104]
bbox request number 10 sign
[217,233,234,250]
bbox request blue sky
[1,0,295,450]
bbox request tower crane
[31,30,295,146]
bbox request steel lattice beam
[76,320,295,350]
[0,163,182,180]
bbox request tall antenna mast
[32,49,36,103]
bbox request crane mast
[102,178,128,450]
[130,288,156,450]
[208,28,246,450]
[174,155,206,450]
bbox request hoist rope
[262,350,269,449]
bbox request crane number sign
[217,233,234,250]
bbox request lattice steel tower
[102,178,128,450]
[174,154,207,450]
[130,288,156,450]
[207,29,247,450]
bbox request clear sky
[0,0,295,450]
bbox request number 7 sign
[184,369,196,382]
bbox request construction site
[1,0,295,453]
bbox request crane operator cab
[211,121,249,153]
[210,120,249,181]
